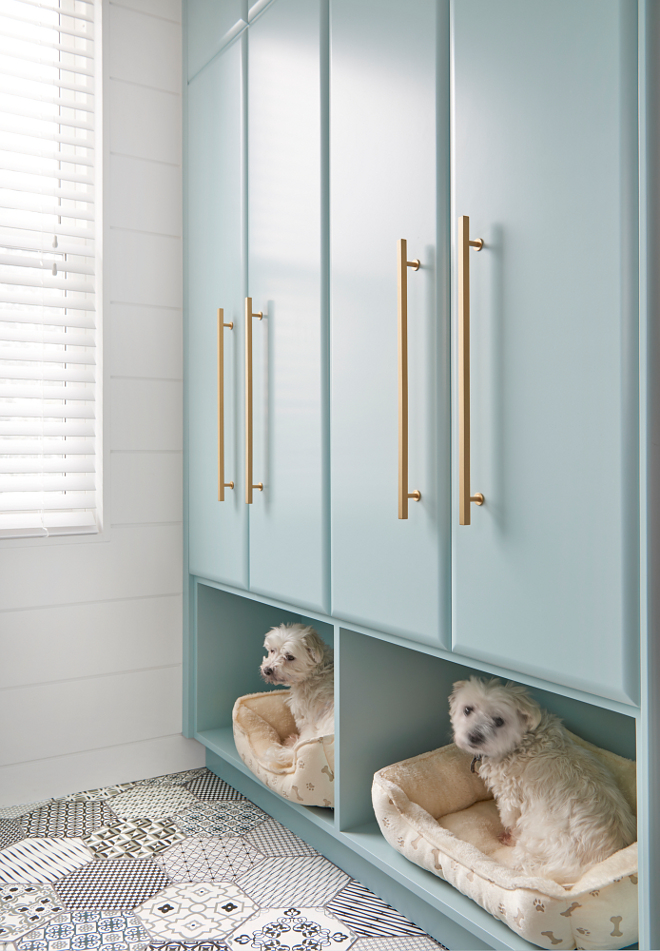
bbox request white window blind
[0,0,98,538]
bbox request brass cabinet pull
[217,308,234,500]
[245,297,264,503]
[398,238,422,519]
[458,216,485,525]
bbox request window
[0,0,99,538]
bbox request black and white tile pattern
[0,768,448,950]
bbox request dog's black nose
[468,732,484,746]
[263,667,273,676]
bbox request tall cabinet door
[330,0,451,647]
[187,37,248,587]
[452,0,639,702]
[246,0,328,613]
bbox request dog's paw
[498,829,515,846]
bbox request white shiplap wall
[0,0,204,806]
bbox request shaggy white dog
[260,623,334,767]
[449,677,636,884]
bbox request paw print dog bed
[232,691,334,808]
[372,740,637,950]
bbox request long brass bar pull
[458,216,485,525]
[245,297,264,503]
[217,308,234,501]
[398,238,422,519]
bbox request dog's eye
[463,706,473,716]
[493,716,505,728]
[285,654,295,662]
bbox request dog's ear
[302,629,325,664]
[508,683,542,732]
[449,680,468,716]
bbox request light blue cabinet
[451,0,639,703]
[187,36,248,589]
[186,0,328,611]
[246,0,328,612]
[330,0,451,647]
[184,2,657,947]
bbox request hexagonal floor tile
[227,906,356,950]
[15,908,151,951]
[156,837,264,883]
[0,839,94,884]
[172,802,267,838]
[20,800,115,838]
[54,856,170,910]
[84,817,188,859]
[237,856,349,908]
[244,818,317,858]
[184,774,246,802]
[135,883,258,942]
[0,883,66,941]
[107,786,200,821]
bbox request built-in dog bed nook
[232,690,335,808]
[372,740,637,951]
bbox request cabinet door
[330,0,451,647]
[452,0,638,702]
[187,38,248,587]
[246,0,328,613]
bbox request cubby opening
[194,581,335,820]
[337,627,637,833]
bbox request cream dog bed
[232,690,334,808]
[372,740,637,951]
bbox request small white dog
[450,677,636,883]
[260,623,334,767]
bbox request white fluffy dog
[449,677,636,884]
[260,623,334,767]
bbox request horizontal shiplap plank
[0,524,181,612]
[0,595,182,690]
[107,303,182,380]
[0,733,204,807]
[110,379,183,452]
[0,667,184,767]
[108,155,182,236]
[107,229,182,309]
[108,4,182,94]
[111,452,182,524]
[108,80,182,165]
[111,0,182,23]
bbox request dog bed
[372,739,637,951]
[232,690,334,808]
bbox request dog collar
[470,755,482,773]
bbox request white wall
[0,0,204,806]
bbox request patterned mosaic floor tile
[0,821,25,852]
[351,938,447,950]
[139,769,208,790]
[244,818,317,858]
[0,883,66,941]
[156,837,264,884]
[135,884,257,942]
[15,908,151,951]
[237,856,349,908]
[183,774,245,803]
[148,942,229,951]
[20,801,115,839]
[326,881,428,938]
[84,818,188,860]
[172,803,267,839]
[227,906,355,950]
[107,788,200,822]
[54,857,170,911]
[62,783,137,803]
[0,840,94,885]
[0,803,52,822]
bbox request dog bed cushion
[232,690,334,808]
[372,739,637,950]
